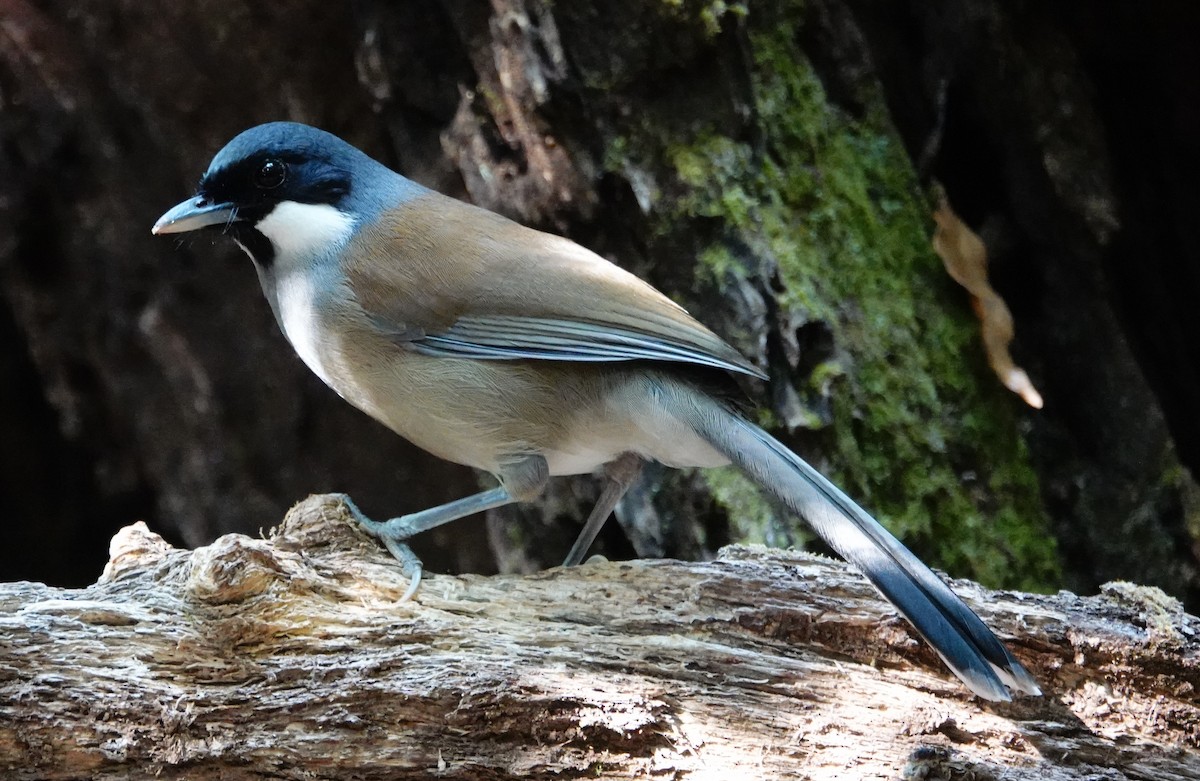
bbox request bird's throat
[231,225,275,268]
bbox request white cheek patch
[254,201,356,390]
[256,201,356,262]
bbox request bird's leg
[563,452,645,567]
[340,488,512,600]
[342,455,549,600]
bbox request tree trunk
[1,494,1196,780]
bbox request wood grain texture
[1,494,1196,779]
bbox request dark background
[1,1,1197,608]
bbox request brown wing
[343,191,765,378]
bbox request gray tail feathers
[677,390,1040,701]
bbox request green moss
[603,5,1060,590]
[660,0,750,38]
[1101,581,1186,650]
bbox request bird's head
[152,122,414,266]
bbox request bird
[152,121,1040,701]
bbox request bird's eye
[254,159,287,190]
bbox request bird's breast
[275,271,336,387]
[260,264,731,478]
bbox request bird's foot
[336,494,423,601]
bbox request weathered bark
[1,494,1197,780]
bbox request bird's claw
[336,494,424,601]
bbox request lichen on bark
[592,2,1059,590]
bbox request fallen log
[1,494,1196,779]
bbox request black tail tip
[961,659,1041,702]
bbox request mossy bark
[483,0,1058,589]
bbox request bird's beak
[151,197,240,235]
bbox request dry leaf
[931,187,1043,409]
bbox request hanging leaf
[932,187,1044,409]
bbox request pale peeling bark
[0,494,1197,780]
